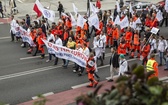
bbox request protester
[86,52,98,88]
[108,47,119,82]
[0,1,4,18]
[57,1,64,18]
[118,54,128,76]
[10,15,17,42]
[146,54,159,79]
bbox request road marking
[32,92,54,100]
[106,75,118,80]
[71,82,90,89]
[0,22,4,24]
[20,54,49,60]
[159,76,168,81]
[0,36,10,40]
[0,66,60,81]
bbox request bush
[76,63,168,105]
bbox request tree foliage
[76,63,168,105]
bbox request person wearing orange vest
[106,21,113,48]
[150,16,158,29]
[145,14,151,27]
[86,52,98,88]
[63,27,69,46]
[65,17,72,31]
[118,38,127,55]
[124,27,133,55]
[146,54,158,79]
[140,38,150,65]
[33,28,46,58]
[112,25,119,49]
[130,30,140,58]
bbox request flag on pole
[90,2,99,13]
[61,12,69,17]
[77,14,87,28]
[72,3,78,15]
[166,0,168,12]
[70,12,77,26]
[33,0,43,17]
[114,15,120,25]
[41,9,55,22]
[88,13,99,30]
[119,16,129,29]
[116,1,120,13]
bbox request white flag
[70,12,77,26]
[135,18,141,24]
[77,14,87,28]
[61,12,69,17]
[88,13,99,30]
[156,11,163,21]
[90,2,99,13]
[40,8,55,22]
[130,22,136,29]
[72,3,78,15]
[114,15,120,25]
[116,1,120,13]
[119,16,129,29]
[165,0,168,12]
[129,3,134,15]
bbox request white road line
[71,82,90,89]
[32,92,54,100]
[159,76,168,81]
[0,66,59,81]
[106,75,118,80]
[0,36,10,40]
[0,22,4,24]
[20,54,49,60]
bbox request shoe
[86,85,93,88]
[164,68,168,71]
[78,73,82,76]
[107,79,113,82]
[158,64,162,66]
[46,59,50,62]
[73,70,77,73]
[94,82,98,88]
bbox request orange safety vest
[112,28,119,40]
[63,31,69,41]
[125,31,133,41]
[133,34,140,45]
[86,57,96,72]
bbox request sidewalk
[18,66,168,105]
[0,0,160,22]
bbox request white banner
[156,11,163,21]
[88,13,99,30]
[70,12,77,26]
[119,16,129,29]
[16,26,36,47]
[42,39,88,68]
[77,14,87,28]
[135,18,141,24]
[165,0,168,12]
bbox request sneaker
[107,79,113,82]
[73,70,77,73]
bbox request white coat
[83,47,90,57]
[47,34,55,43]
[100,34,106,53]
[118,59,128,76]
[10,19,17,34]
[93,38,103,58]
[158,39,168,52]
[55,37,63,46]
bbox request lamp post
[87,0,90,17]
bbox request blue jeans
[159,52,166,65]
[64,60,69,67]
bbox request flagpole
[87,0,90,17]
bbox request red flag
[33,0,42,17]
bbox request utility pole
[87,0,90,17]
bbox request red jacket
[96,0,101,9]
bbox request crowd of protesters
[9,0,168,87]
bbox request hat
[119,54,125,59]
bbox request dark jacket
[109,53,119,68]
[41,24,46,35]
[57,3,63,12]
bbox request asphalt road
[0,23,167,105]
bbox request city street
[0,0,168,105]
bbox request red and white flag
[33,0,43,17]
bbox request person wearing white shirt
[83,43,90,57]
[46,30,56,63]
[100,31,106,60]
[158,36,168,66]
[148,36,157,58]
[93,35,104,66]
[10,15,17,41]
[73,44,84,76]
[54,35,63,65]
[118,54,128,76]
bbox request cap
[119,54,125,59]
